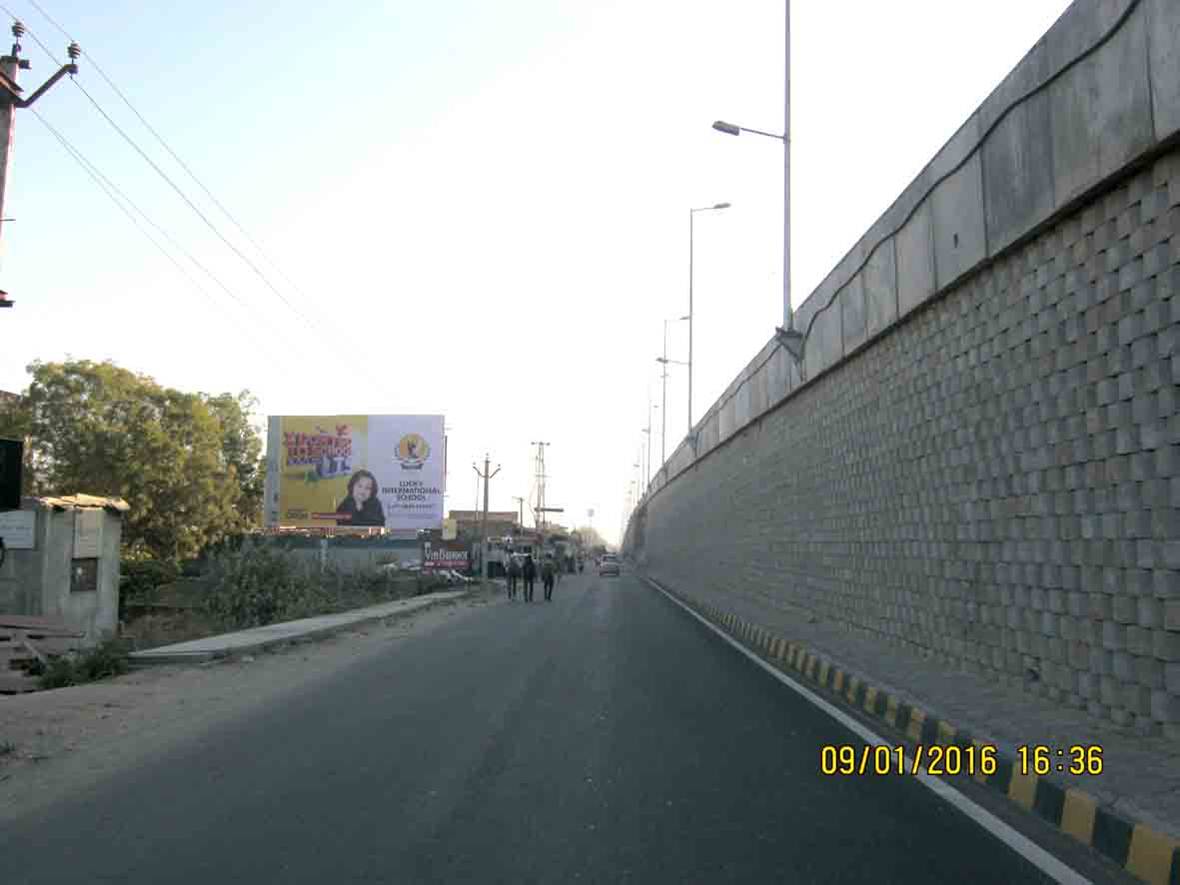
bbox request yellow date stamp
[820,743,997,777]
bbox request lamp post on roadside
[688,202,730,437]
[657,315,689,467]
[712,2,795,341]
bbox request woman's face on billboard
[354,475,374,503]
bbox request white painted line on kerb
[645,576,1090,885]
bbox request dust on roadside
[0,588,500,821]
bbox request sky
[0,0,1074,544]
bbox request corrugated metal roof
[30,493,130,513]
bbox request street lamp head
[713,202,731,210]
[679,314,690,321]
[712,120,741,136]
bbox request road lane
[2,571,1062,883]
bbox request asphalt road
[2,570,1087,883]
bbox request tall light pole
[711,6,790,332]
[657,315,689,466]
[689,202,731,436]
[644,402,658,489]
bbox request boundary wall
[625,0,1180,737]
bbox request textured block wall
[627,0,1180,738]
[636,148,1180,736]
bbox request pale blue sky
[0,1,1073,543]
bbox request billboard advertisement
[264,415,445,530]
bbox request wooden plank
[0,670,39,692]
[0,615,84,639]
[32,637,81,654]
[0,614,67,630]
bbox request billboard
[264,415,445,530]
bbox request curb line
[645,576,1180,885]
[128,590,471,666]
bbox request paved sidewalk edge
[127,589,473,666]
[644,574,1180,885]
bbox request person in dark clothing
[541,555,556,601]
[335,470,385,527]
[507,555,521,600]
[522,554,537,602]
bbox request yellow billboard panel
[264,415,444,530]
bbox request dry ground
[0,588,497,825]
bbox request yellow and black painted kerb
[663,584,1180,885]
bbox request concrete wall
[262,536,422,573]
[627,0,1180,736]
[0,502,122,644]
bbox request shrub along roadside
[199,542,454,632]
[29,638,131,690]
[119,559,182,621]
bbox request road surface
[1,569,1126,883]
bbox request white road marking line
[645,576,1091,885]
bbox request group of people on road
[506,553,561,602]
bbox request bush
[31,638,131,690]
[199,542,450,631]
[201,544,323,628]
[119,559,181,620]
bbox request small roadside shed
[0,494,129,644]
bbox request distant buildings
[447,510,519,540]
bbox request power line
[5,9,318,332]
[71,81,322,329]
[17,5,408,405]
[4,13,322,370]
[33,110,299,375]
[27,0,322,322]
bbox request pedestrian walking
[507,555,521,600]
[522,554,537,602]
[541,554,556,602]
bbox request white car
[598,554,620,577]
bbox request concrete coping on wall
[633,0,1180,521]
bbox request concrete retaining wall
[627,0,1180,737]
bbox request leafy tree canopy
[0,359,266,561]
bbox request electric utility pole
[473,454,500,584]
[531,441,549,530]
[512,495,525,533]
[0,22,80,309]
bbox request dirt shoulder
[0,587,499,824]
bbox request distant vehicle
[598,554,620,578]
[444,569,474,585]
[381,559,422,574]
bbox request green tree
[0,360,266,561]
[201,391,266,530]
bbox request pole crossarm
[0,24,80,109]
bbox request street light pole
[688,203,730,437]
[658,315,690,467]
[689,209,694,437]
[784,0,792,331]
[712,2,792,330]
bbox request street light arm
[712,119,785,142]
